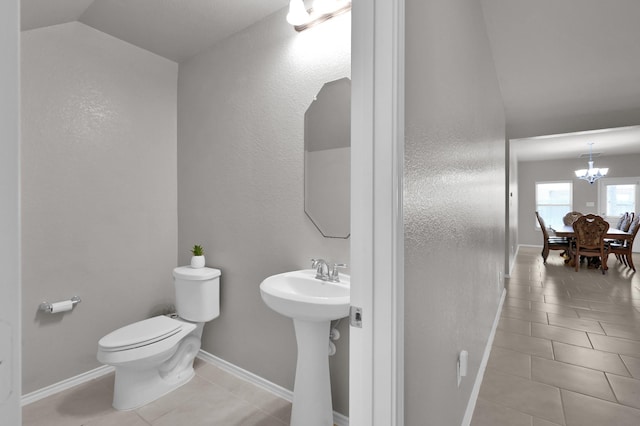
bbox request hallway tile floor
[22,359,292,426]
[471,246,640,426]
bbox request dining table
[553,225,632,240]
[552,225,632,268]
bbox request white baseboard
[197,350,349,426]
[460,287,506,426]
[506,244,522,278]
[21,365,114,406]
[196,350,293,403]
[21,351,349,426]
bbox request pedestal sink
[260,269,350,426]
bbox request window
[535,181,572,229]
[598,177,640,223]
[606,184,636,216]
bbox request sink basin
[259,269,350,322]
[260,268,350,425]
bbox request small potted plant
[190,244,205,268]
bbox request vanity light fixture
[574,142,609,184]
[286,0,352,32]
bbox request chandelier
[574,143,608,184]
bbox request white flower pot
[191,255,205,268]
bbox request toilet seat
[97,316,197,366]
[99,316,185,352]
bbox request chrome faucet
[311,259,347,282]
[311,258,330,281]
[329,263,347,282]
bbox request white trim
[349,0,375,422]
[197,350,349,426]
[19,352,350,426]
[506,244,521,278]
[197,350,292,402]
[332,410,350,426]
[350,0,404,424]
[460,288,507,426]
[21,365,114,406]
[372,0,404,424]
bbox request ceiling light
[287,0,310,26]
[574,143,608,184]
[287,0,351,32]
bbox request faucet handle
[330,263,347,282]
[311,258,325,268]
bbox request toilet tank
[172,266,221,322]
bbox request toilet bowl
[97,266,221,410]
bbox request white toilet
[97,266,221,410]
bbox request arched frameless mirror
[304,77,351,238]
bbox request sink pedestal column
[291,319,333,426]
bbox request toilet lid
[99,315,183,352]
[173,266,221,280]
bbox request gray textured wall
[21,22,178,393]
[177,9,351,415]
[518,153,640,246]
[0,0,21,421]
[404,0,506,424]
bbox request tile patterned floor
[471,246,640,426]
[22,358,292,426]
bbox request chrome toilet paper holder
[39,296,82,313]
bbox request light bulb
[287,0,309,25]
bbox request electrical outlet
[457,350,468,387]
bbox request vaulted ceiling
[21,0,289,63]
[21,0,640,159]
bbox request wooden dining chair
[571,214,610,274]
[535,211,570,264]
[608,216,639,272]
[615,212,628,230]
[562,211,583,226]
[619,213,632,232]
